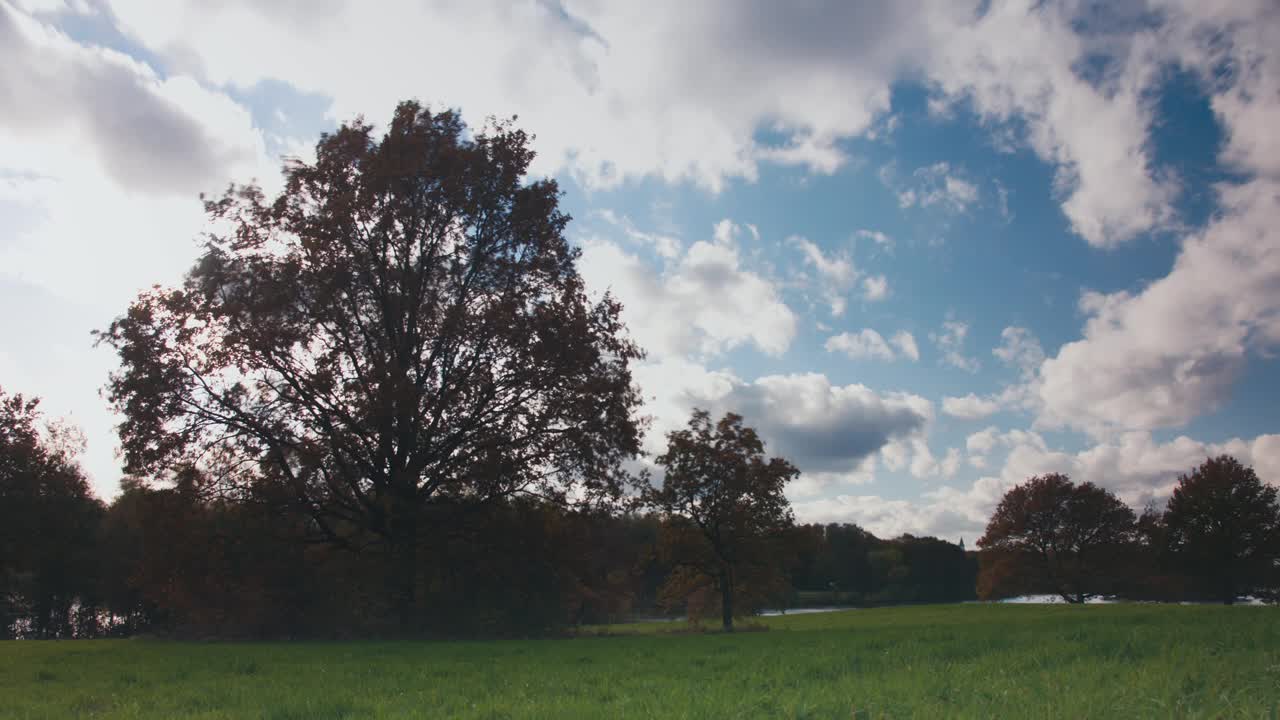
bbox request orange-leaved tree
[1162,455,1280,604]
[977,473,1136,603]
[644,410,797,631]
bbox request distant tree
[98,101,644,631]
[1162,455,1280,604]
[644,410,798,631]
[0,387,104,638]
[889,535,978,604]
[977,473,1136,604]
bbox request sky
[2,0,1279,544]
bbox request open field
[2,604,1278,719]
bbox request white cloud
[1147,1,1280,182]
[855,229,894,250]
[942,393,1001,420]
[594,209,681,259]
[930,320,981,373]
[908,437,938,479]
[702,373,932,477]
[0,4,279,498]
[880,439,908,472]
[825,329,895,362]
[90,0,1256,253]
[796,428,1280,542]
[940,447,963,479]
[579,219,797,359]
[993,326,1045,377]
[861,274,889,301]
[928,0,1176,247]
[881,161,981,213]
[100,0,982,192]
[1038,179,1280,434]
[826,328,918,363]
[629,368,933,490]
[965,426,1000,455]
[0,5,268,198]
[790,235,857,316]
[988,429,1280,512]
[890,330,920,361]
[1026,4,1280,436]
[629,357,740,456]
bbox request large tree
[977,473,1136,604]
[99,102,644,629]
[645,410,797,631]
[1162,455,1280,604]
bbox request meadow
[2,603,1277,719]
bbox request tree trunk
[720,569,734,633]
[1222,575,1235,605]
[391,510,419,634]
[395,538,417,632]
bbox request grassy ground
[2,604,1278,719]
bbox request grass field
[2,604,1278,719]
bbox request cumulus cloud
[930,320,981,373]
[825,329,919,363]
[580,219,797,359]
[789,235,857,316]
[91,0,1251,252]
[965,426,1000,455]
[940,326,1047,420]
[825,329,894,362]
[635,362,935,490]
[890,330,920,361]
[982,428,1280,511]
[861,274,889,301]
[883,161,980,212]
[99,0,981,192]
[1029,4,1280,436]
[796,427,1280,542]
[0,4,278,497]
[790,234,891,313]
[993,326,1045,378]
[1147,0,1280,182]
[928,0,1176,247]
[1038,180,1280,434]
[854,229,894,251]
[942,393,1002,420]
[593,209,681,259]
[0,4,267,197]
[709,374,932,475]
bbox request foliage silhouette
[643,410,798,631]
[97,102,645,630]
[977,473,1137,603]
[1161,455,1280,604]
[0,387,104,638]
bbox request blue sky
[2,0,1278,542]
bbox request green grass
[2,604,1278,718]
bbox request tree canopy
[977,473,1137,604]
[98,101,645,629]
[1162,455,1280,604]
[644,410,798,630]
[0,387,104,638]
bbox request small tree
[1162,455,1280,604]
[977,473,1136,603]
[645,410,797,631]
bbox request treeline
[5,101,1278,641]
[976,459,1280,605]
[2,392,977,638]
